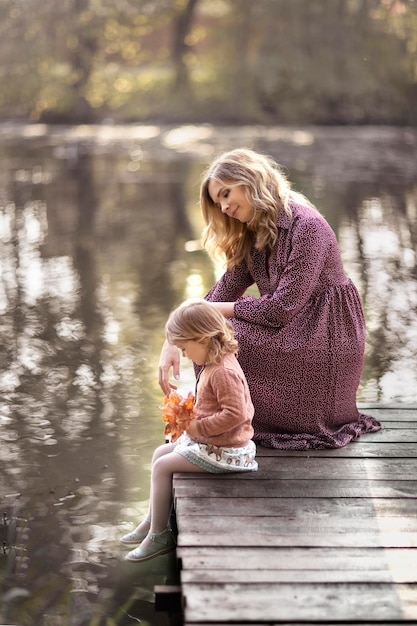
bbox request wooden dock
[171,406,417,624]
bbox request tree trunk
[171,0,200,97]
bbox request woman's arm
[209,301,235,318]
[205,261,254,303]
[234,216,334,328]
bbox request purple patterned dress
[204,202,381,449]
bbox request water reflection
[0,124,416,624]
[340,182,417,403]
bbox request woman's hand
[158,340,181,396]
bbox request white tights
[141,442,207,536]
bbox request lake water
[1,123,416,625]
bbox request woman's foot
[125,528,176,562]
[120,519,151,545]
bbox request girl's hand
[186,419,199,439]
[158,340,181,396]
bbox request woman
[159,148,381,449]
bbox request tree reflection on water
[0,124,416,625]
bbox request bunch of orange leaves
[161,391,195,442]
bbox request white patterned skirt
[173,432,258,473]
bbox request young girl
[121,298,258,562]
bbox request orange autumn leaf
[161,391,196,442]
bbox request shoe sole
[120,525,171,546]
[125,544,176,562]
[120,537,147,546]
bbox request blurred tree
[171,0,200,98]
[375,0,417,122]
[251,0,417,124]
[0,0,415,124]
[221,0,256,121]
[67,0,99,121]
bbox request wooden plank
[257,442,417,457]
[341,428,417,441]
[179,620,415,626]
[184,620,414,626]
[175,457,417,480]
[178,534,417,548]
[154,585,182,613]
[180,545,417,583]
[358,407,417,419]
[370,421,417,428]
[176,516,417,547]
[174,478,417,498]
[177,546,417,577]
[255,457,417,478]
[176,497,416,518]
[261,431,416,446]
[182,582,417,622]
[181,568,416,584]
[179,546,417,584]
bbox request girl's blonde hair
[200,147,312,270]
[165,299,238,364]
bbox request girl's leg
[137,443,175,530]
[121,443,174,543]
[139,452,206,550]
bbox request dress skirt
[173,432,258,473]
[232,282,381,449]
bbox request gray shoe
[125,528,176,562]
[120,527,150,545]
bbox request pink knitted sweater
[192,353,255,447]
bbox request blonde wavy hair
[165,299,238,365]
[200,148,311,270]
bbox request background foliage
[1,0,416,125]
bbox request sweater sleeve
[233,216,332,328]
[194,368,250,439]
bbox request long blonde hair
[200,148,310,270]
[165,299,238,364]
